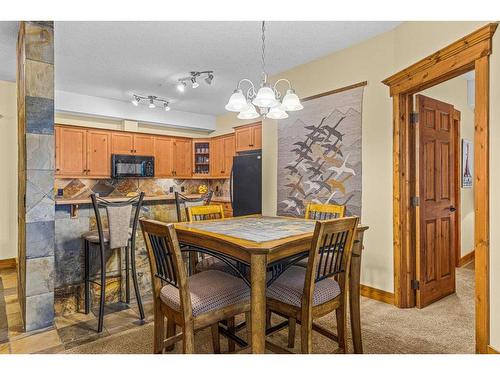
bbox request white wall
[420,75,475,258]
[0,80,17,260]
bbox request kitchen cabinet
[234,122,262,152]
[56,126,87,176]
[211,134,235,178]
[154,136,174,177]
[55,125,110,178]
[173,139,192,177]
[86,130,111,177]
[193,140,211,176]
[154,136,192,178]
[220,201,233,217]
[111,132,154,155]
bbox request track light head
[148,97,156,109]
[131,96,140,106]
[191,77,199,89]
[205,73,214,85]
[176,81,186,92]
[164,102,170,111]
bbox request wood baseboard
[458,250,475,267]
[360,284,395,305]
[488,345,499,354]
[0,258,17,270]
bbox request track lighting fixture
[130,94,171,111]
[177,71,214,91]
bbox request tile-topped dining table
[174,215,368,354]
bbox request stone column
[17,21,55,331]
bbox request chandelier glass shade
[225,21,303,120]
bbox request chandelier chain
[261,21,266,77]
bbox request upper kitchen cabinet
[173,138,193,178]
[111,132,154,155]
[154,136,174,177]
[154,136,192,178]
[55,125,111,178]
[234,122,262,152]
[86,130,111,177]
[55,126,87,176]
[211,134,235,178]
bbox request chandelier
[225,21,303,120]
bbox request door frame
[382,23,497,354]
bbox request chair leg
[165,317,176,352]
[300,314,313,354]
[227,316,236,352]
[97,242,106,333]
[154,300,165,354]
[125,245,130,304]
[266,310,272,329]
[288,317,297,348]
[245,311,252,347]
[84,240,90,314]
[130,240,145,320]
[182,323,195,354]
[211,323,221,354]
[336,304,347,353]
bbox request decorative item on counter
[198,184,208,194]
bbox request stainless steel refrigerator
[230,151,262,217]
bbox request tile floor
[0,266,153,354]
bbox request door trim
[382,23,497,354]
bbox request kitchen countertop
[55,194,232,205]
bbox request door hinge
[410,112,419,124]
[411,196,420,207]
[411,280,420,290]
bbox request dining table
[174,215,368,354]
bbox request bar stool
[82,192,145,333]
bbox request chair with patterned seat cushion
[266,216,359,353]
[82,192,145,333]
[140,219,251,354]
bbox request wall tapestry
[277,84,364,217]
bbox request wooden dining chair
[140,219,251,354]
[266,216,359,353]
[187,204,225,222]
[305,202,346,220]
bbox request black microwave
[111,154,155,178]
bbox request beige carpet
[65,265,474,354]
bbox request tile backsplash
[55,178,209,199]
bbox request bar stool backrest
[90,192,145,248]
[174,191,213,222]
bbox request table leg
[250,254,267,354]
[349,235,364,354]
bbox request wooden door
[251,124,262,149]
[111,132,134,155]
[415,94,458,308]
[173,139,192,177]
[154,137,174,177]
[57,126,87,176]
[235,126,252,152]
[222,135,235,177]
[133,134,154,156]
[87,130,111,177]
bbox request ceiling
[1,21,400,116]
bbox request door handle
[449,206,457,212]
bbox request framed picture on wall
[461,139,473,188]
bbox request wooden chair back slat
[305,202,345,220]
[303,217,359,305]
[187,204,225,222]
[140,219,193,319]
